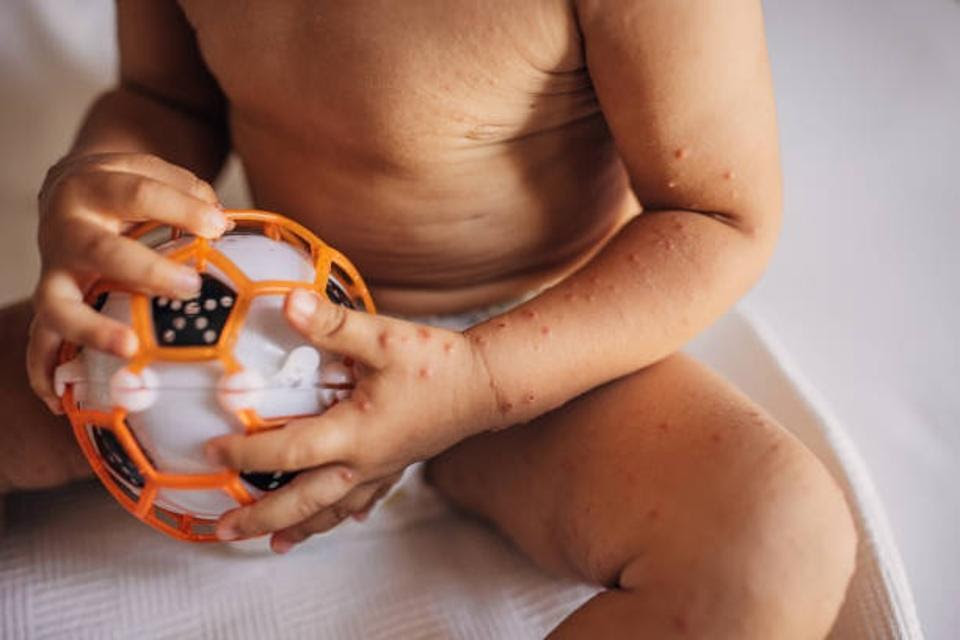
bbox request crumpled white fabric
[0,309,920,639]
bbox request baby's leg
[0,301,90,495]
[427,353,855,638]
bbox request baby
[2,1,856,637]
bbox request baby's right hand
[28,152,231,413]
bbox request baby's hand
[29,153,231,413]
[205,289,500,552]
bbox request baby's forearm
[63,85,228,181]
[467,207,777,426]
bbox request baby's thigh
[427,353,854,596]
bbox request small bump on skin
[628,252,641,264]
[710,432,723,444]
[471,334,487,346]
[358,398,372,412]
[442,341,453,353]
[667,180,677,189]
[647,507,660,521]
[540,325,551,336]
[498,400,514,415]
[523,393,535,404]
[723,170,735,180]
[658,422,670,433]
[522,309,537,320]
[417,327,431,341]
[674,148,689,160]
[418,366,432,379]
[496,320,508,329]
[378,331,393,349]
[672,614,689,635]
[338,468,355,482]
[589,276,600,286]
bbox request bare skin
[5,1,857,637]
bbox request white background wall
[0,1,957,637]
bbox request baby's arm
[28,1,231,411]
[468,0,781,424]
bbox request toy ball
[54,210,375,542]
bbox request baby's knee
[627,435,857,638]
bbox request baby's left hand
[205,289,499,552]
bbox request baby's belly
[231,114,637,315]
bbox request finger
[88,153,220,205]
[26,319,66,414]
[206,406,357,472]
[216,464,357,540]
[66,170,228,238]
[64,228,201,299]
[33,271,138,358]
[269,480,385,553]
[285,289,387,367]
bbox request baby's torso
[179,0,636,313]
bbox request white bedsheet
[1,0,956,637]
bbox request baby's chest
[180,0,590,153]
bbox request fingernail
[216,523,239,541]
[288,289,318,320]
[352,509,370,522]
[174,268,202,297]
[271,537,295,554]
[112,329,139,358]
[204,442,225,466]
[203,209,230,238]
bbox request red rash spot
[378,332,392,348]
[418,367,432,379]
[628,253,641,263]
[523,393,535,404]
[358,399,372,412]
[672,614,688,634]
[723,170,735,180]
[338,468,355,482]
[647,507,660,520]
[496,320,508,329]
[658,422,670,433]
[667,180,677,189]
[674,148,689,160]
[522,309,537,320]
[499,400,514,414]
[710,432,723,444]
[442,341,453,353]
[472,335,487,346]
[564,292,577,302]
[540,325,551,336]
[417,327,431,341]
